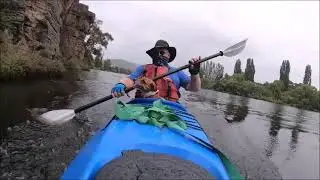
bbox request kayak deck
[61,98,229,180]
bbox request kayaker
[111,39,201,101]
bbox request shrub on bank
[204,73,320,112]
[281,85,320,111]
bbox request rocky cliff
[0,0,95,79]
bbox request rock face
[60,1,95,67]
[0,0,95,69]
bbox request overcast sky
[81,1,319,88]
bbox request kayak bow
[61,98,242,180]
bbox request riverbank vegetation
[0,15,115,81]
[0,32,66,81]
[200,59,320,112]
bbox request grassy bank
[203,74,320,112]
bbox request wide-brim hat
[146,40,176,62]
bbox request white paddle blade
[37,109,76,125]
[223,38,248,57]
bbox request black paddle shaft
[74,51,224,113]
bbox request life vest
[135,64,180,102]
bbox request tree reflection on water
[224,96,249,123]
[265,104,283,158]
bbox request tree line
[230,58,313,89]
[96,59,132,75]
[200,58,319,112]
[83,19,131,75]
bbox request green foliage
[85,19,114,66]
[281,84,319,111]
[244,58,255,82]
[264,80,285,100]
[207,73,320,112]
[234,59,242,74]
[212,73,257,97]
[102,59,111,71]
[280,60,290,89]
[94,56,103,68]
[303,64,312,85]
[200,61,224,88]
[215,63,224,81]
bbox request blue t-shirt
[128,65,191,90]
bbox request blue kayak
[61,98,237,180]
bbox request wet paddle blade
[223,39,248,57]
[38,109,76,125]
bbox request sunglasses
[159,49,169,56]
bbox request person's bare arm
[185,74,201,92]
[120,77,134,88]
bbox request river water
[0,70,319,179]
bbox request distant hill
[106,59,139,71]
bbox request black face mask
[153,50,169,66]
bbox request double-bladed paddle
[37,39,248,125]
